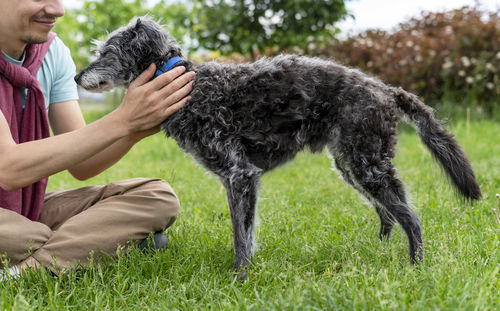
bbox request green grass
[1,111,498,310]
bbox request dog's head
[75,16,183,91]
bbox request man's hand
[113,63,195,136]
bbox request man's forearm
[67,134,138,180]
[0,111,129,190]
[68,126,160,180]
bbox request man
[0,0,194,275]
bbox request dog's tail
[390,87,481,200]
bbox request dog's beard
[81,80,115,92]
[76,70,116,92]
[85,82,114,93]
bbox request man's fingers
[148,66,187,90]
[158,71,195,99]
[130,63,156,87]
[163,96,191,118]
[162,80,194,108]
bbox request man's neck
[0,41,27,61]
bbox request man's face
[0,0,64,46]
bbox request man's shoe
[138,232,168,252]
[0,266,20,281]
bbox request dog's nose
[74,72,82,84]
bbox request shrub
[310,5,500,113]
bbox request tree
[192,0,350,59]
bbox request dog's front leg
[222,169,261,279]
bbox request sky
[337,0,499,34]
[64,0,499,34]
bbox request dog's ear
[135,18,142,29]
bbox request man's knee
[107,178,180,230]
[139,179,180,229]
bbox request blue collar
[155,56,184,77]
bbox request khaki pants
[0,178,180,273]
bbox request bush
[311,6,500,113]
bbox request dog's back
[163,55,396,172]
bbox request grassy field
[1,109,498,310]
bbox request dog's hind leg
[340,154,423,263]
[332,158,396,240]
[220,163,262,276]
[328,131,422,263]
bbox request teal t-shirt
[1,36,79,110]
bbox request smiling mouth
[35,20,56,26]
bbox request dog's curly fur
[75,17,481,274]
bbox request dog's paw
[232,259,250,281]
[232,269,248,281]
[410,244,424,265]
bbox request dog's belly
[163,102,329,173]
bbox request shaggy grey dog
[75,17,481,275]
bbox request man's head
[0,0,64,58]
